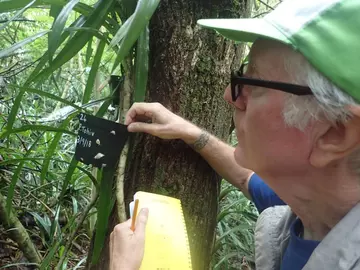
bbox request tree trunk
[88,0,249,269]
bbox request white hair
[282,52,360,176]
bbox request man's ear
[309,108,360,168]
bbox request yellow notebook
[130,191,192,270]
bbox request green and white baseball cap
[198,0,360,103]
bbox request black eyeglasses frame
[230,64,313,102]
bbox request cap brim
[197,18,290,44]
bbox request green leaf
[32,0,116,83]
[91,168,115,264]
[65,27,109,41]
[30,212,52,237]
[58,157,78,201]
[85,37,94,65]
[95,97,112,117]
[109,13,134,47]
[0,0,34,12]
[40,241,61,270]
[50,3,62,18]
[26,15,86,84]
[0,157,98,188]
[134,25,149,102]
[213,252,242,270]
[40,117,72,184]
[219,185,236,201]
[0,125,76,140]
[0,0,91,16]
[48,0,80,60]
[6,87,26,134]
[111,0,160,72]
[0,30,49,60]
[6,133,44,215]
[49,205,61,244]
[82,38,106,104]
[116,0,136,20]
[0,0,36,32]
[8,84,83,111]
[71,196,78,215]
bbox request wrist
[181,122,203,145]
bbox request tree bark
[88,0,249,269]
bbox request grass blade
[108,13,134,47]
[85,37,94,65]
[40,241,61,270]
[0,31,49,60]
[0,125,76,140]
[91,168,115,264]
[50,3,62,18]
[40,117,72,184]
[116,0,136,20]
[5,87,26,134]
[0,0,36,32]
[82,38,106,104]
[0,157,97,188]
[32,0,116,83]
[134,25,149,102]
[0,0,34,12]
[6,133,44,215]
[26,15,86,84]
[8,84,83,111]
[48,0,80,60]
[111,0,160,72]
[65,27,109,41]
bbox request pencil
[130,199,139,231]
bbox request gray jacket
[254,203,360,270]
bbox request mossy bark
[89,0,249,269]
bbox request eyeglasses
[230,64,313,102]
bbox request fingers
[125,103,163,125]
[109,232,114,270]
[135,208,149,235]
[127,122,163,135]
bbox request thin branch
[116,57,132,223]
[4,58,40,78]
[0,19,36,23]
[252,11,270,18]
[258,0,275,10]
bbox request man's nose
[223,84,246,111]
[223,84,233,104]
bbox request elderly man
[109,0,360,269]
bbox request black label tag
[75,113,129,169]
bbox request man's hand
[109,209,149,270]
[125,102,201,144]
